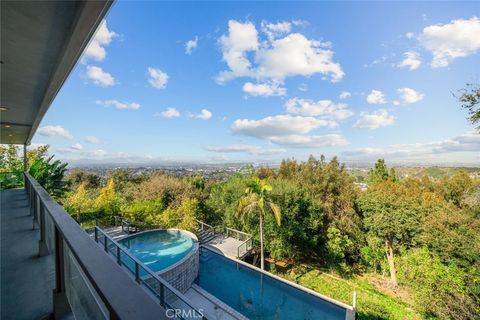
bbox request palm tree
[238,177,281,270]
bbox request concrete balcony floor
[1,188,54,320]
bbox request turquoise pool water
[197,249,348,320]
[119,230,194,272]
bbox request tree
[67,183,92,222]
[238,177,281,270]
[94,178,119,216]
[367,159,397,184]
[456,82,480,129]
[357,181,422,285]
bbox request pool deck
[204,234,250,259]
[102,225,129,241]
[1,188,55,320]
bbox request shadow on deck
[1,188,55,320]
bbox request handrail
[194,219,215,234]
[237,237,253,258]
[93,227,206,319]
[24,173,166,319]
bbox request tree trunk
[77,209,81,224]
[385,238,397,286]
[259,212,264,270]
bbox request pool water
[197,249,348,320]
[119,230,194,272]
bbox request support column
[23,144,27,187]
[38,203,49,256]
[52,227,72,318]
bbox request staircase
[197,228,216,244]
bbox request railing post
[32,194,38,230]
[135,263,140,283]
[159,282,165,307]
[53,226,72,318]
[94,227,98,243]
[38,202,49,256]
[104,234,108,252]
[116,246,121,265]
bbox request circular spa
[119,229,199,293]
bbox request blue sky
[32,1,480,165]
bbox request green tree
[357,181,422,285]
[456,82,480,129]
[367,159,397,184]
[238,177,281,270]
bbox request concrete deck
[1,188,55,320]
[205,235,249,259]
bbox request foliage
[398,248,479,319]
[65,183,93,222]
[456,82,480,129]
[367,159,398,184]
[94,178,120,216]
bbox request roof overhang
[1,0,113,145]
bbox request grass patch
[280,268,421,320]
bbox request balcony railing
[24,173,166,319]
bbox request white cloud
[269,134,348,148]
[196,109,212,120]
[339,91,351,99]
[206,144,285,155]
[96,100,140,110]
[285,98,353,121]
[366,90,387,104]
[261,21,292,41]
[217,20,344,84]
[185,36,198,55]
[242,82,286,97]
[93,149,107,157]
[37,125,73,140]
[405,32,415,39]
[341,131,480,162]
[398,51,421,70]
[85,66,115,86]
[231,114,345,148]
[354,109,395,130]
[397,88,424,104]
[85,136,104,144]
[147,67,169,89]
[157,107,180,118]
[298,83,308,92]
[70,143,83,151]
[83,20,117,62]
[232,115,331,139]
[419,17,480,68]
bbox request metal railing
[224,227,253,258]
[24,173,166,320]
[194,219,215,234]
[93,227,206,320]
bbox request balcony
[1,174,167,319]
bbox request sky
[32,1,480,166]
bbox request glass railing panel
[63,240,109,320]
[45,209,55,252]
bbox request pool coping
[120,228,199,276]
[201,245,355,319]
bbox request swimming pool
[119,229,195,272]
[197,249,353,320]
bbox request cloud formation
[185,36,198,54]
[242,81,286,97]
[157,107,180,118]
[398,51,421,70]
[196,109,212,120]
[96,100,140,110]
[217,20,344,85]
[285,98,353,122]
[397,88,424,104]
[206,144,285,155]
[85,66,115,86]
[420,17,480,68]
[85,136,105,144]
[354,109,395,130]
[366,90,387,104]
[147,67,169,89]
[83,20,117,62]
[38,125,73,140]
